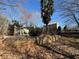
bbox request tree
[57,26,61,35]
[0,1,17,10]
[12,20,20,27]
[56,0,79,27]
[8,20,20,35]
[63,25,67,31]
[41,0,54,34]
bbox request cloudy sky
[0,0,65,28]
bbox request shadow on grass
[36,42,76,59]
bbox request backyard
[0,35,79,59]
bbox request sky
[0,0,65,28]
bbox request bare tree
[55,0,79,27]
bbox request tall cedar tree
[41,0,54,34]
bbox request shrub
[29,27,42,36]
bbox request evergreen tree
[41,0,54,34]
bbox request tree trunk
[46,24,48,34]
[73,14,79,27]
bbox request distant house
[14,24,29,36]
[64,25,79,32]
[42,23,57,34]
[70,27,79,32]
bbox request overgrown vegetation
[29,27,42,36]
[0,14,9,35]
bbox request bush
[8,25,14,35]
[29,27,42,36]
